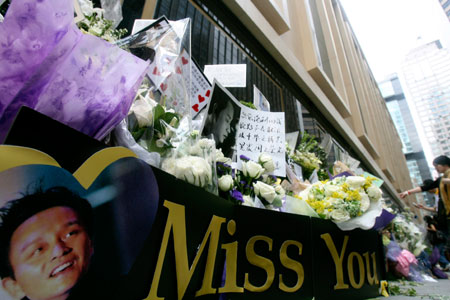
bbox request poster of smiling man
[200,81,243,158]
[0,152,159,300]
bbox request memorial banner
[0,108,385,300]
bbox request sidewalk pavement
[369,277,450,300]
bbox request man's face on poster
[213,101,234,144]
[5,206,92,300]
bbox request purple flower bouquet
[0,0,149,142]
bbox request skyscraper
[379,74,434,205]
[400,40,450,166]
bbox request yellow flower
[341,183,349,192]
[363,176,376,189]
[306,199,325,213]
[347,190,361,201]
[331,192,343,199]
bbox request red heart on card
[176,67,182,74]
[205,90,210,97]
[160,83,167,91]
[198,95,205,103]
[192,104,199,112]
[152,66,160,76]
[182,57,188,65]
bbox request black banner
[0,107,385,300]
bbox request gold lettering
[347,252,365,289]
[363,252,379,285]
[144,200,226,300]
[244,236,275,292]
[320,233,349,290]
[279,240,304,292]
[218,220,244,293]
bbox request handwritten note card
[237,106,286,177]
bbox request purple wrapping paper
[329,171,354,180]
[0,0,149,142]
[372,209,396,231]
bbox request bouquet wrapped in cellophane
[112,17,194,167]
[0,0,149,142]
[216,153,286,210]
[388,209,427,256]
[285,171,384,230]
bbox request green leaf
[131,127,147,141]
[272,197,282,208]
[153,104,165,121]
[240,100,257,110]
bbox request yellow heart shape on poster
[0,145,137,189]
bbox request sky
[339,0,450,172]
[339,0,450,82]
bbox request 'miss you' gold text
[144,200,379,300]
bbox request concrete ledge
[358,134,380,160]
[308,66,352,118]
[251,0,290,35]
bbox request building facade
[438,0,450,22]
[137,0,417,210]
[379,74,434,205]
[400,40,450,164]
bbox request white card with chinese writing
[237,107,286,177]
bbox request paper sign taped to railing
[204,64,246,87]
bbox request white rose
[172,157,195,183]
[198,138,215,150]
[166,156,212,188]
[130,98,155,127]
[218,175,233,192]
[190,138,215,156]
[274,184,285,196]
[253,181,276,203]
[190,157,212,187]
[258,153,275,173]
[366,185,382,201]
[324,184,340,197]
[330,209,351,222]
[346,176,366,188]
[242,195,254,207]
[242,161,264,179]
[360,193,370,212]
[216,149,232,164]
[161,158,177,175]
